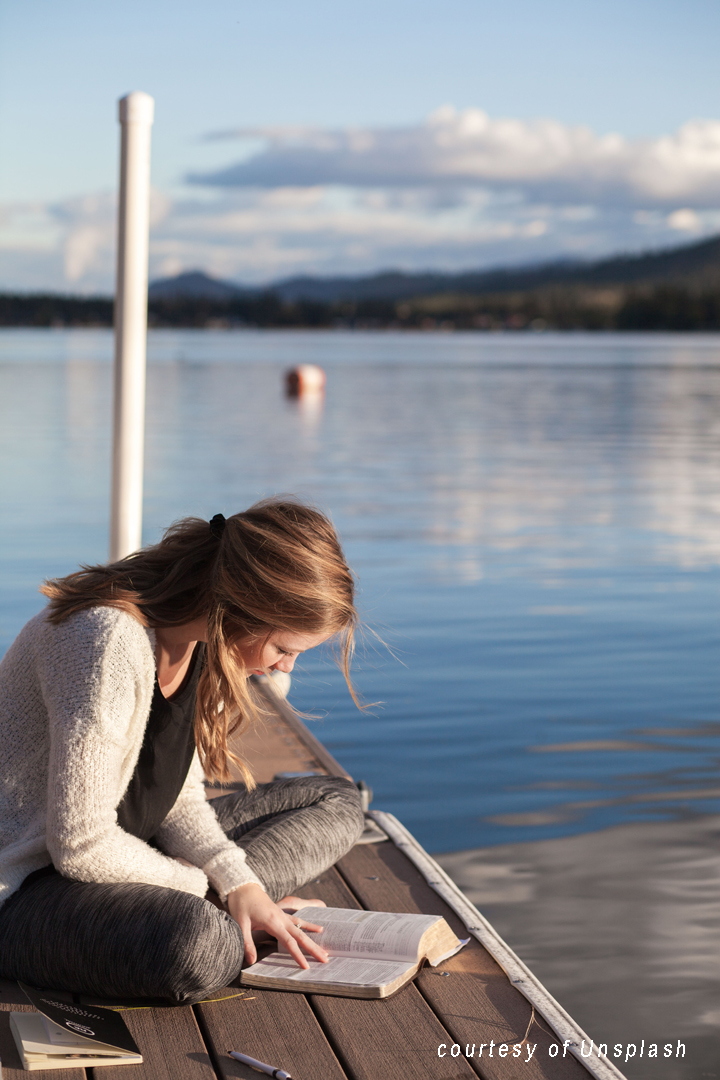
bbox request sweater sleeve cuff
[202,848,265,902]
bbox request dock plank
[294,868,360,909]
[311,984,478,1080]
[250,678,350,778]
[214,709,326,788]
[208,677,345,794]
[83,1002,216,1080]
[0,980,87,1080]
[337,842,592,1080]
[195,987,347,1080]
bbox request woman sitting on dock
[0,498,364,1003]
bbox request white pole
[110,91,154,561]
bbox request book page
[287,907,440,961]
[430,937,470,966]
[246,953,415,987]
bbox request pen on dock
[228,1049,292,1079]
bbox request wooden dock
[0,679,625,1080]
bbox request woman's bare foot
[278,895,327,912]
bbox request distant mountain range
[4,231,720,332]
[149,232,720,304]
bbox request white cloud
[3,107,720,293]
[196,108,720,209]
[57,195,115,282]
[0,190,171,292]
[667,207,703,232]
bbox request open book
[241,907,468,998]
[10,983,142,1071]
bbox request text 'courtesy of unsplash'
[438,1039,687,1063]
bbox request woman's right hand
[226,882,329,968]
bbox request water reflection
[483,724,720,834]
[436,815,720,1080]
[408,361,720,572]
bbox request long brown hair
[40,498,358,784]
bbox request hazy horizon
[4,223,716,300]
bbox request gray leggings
[0,776,363,1004]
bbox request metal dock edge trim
[370,810,628,1080]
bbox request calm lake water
[1,328,719,1078]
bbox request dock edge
[370,810,628,1080]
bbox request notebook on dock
[10,983,142,1070]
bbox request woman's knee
[159,897,245,1004]
[321,776,365,842]
[284,774,365,850]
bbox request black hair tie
[209,513,226,539]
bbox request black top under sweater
[116,643,204,842]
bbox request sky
[1,0,720,292]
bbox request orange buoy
[285,364,326,396]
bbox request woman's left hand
[227,882,328,968]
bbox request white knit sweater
[0,606,264,909]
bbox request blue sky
[1,0,719,291]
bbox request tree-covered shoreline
[3,284,720,331]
